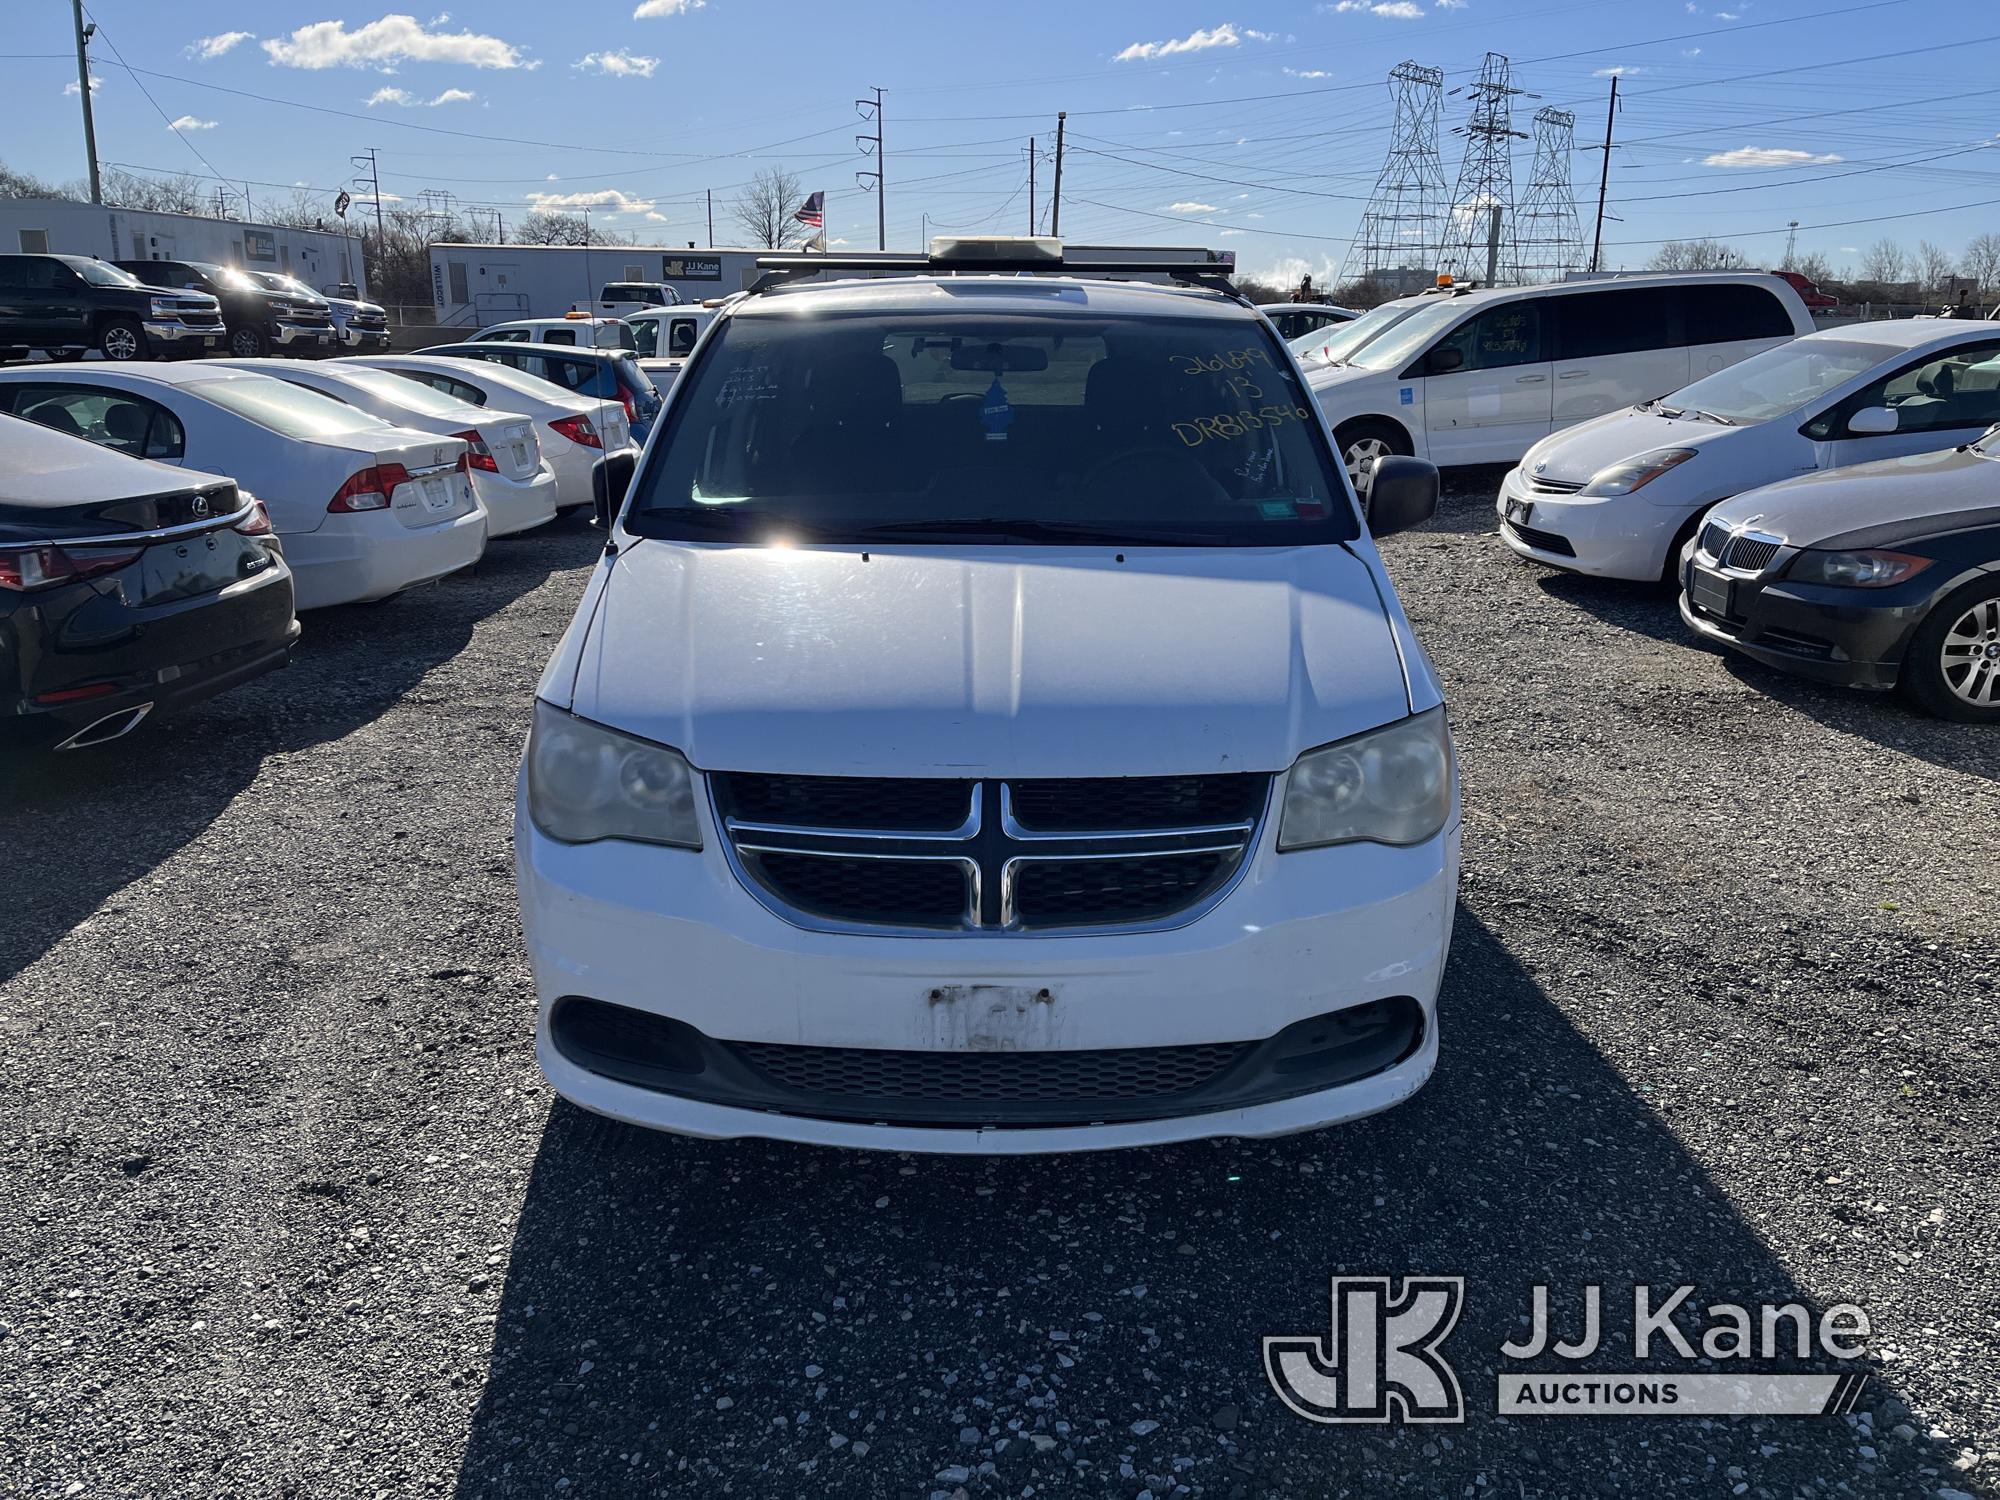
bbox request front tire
[227,325,267,358]
[1901,577,2000,721]
[1334,418,1411,496]
[97,318,144,361]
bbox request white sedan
[1497,319,2000,581]
[343,354,630,513]
[214,358,559,538]
[0,364,487,610]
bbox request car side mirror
[591,450,636,529]
[1364,455,1439,537]
[1846,406,1898,436]
[1425,345,1465,376]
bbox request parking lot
[2,475,1995,1498]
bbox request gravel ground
[1,487,1995,1500]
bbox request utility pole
[706,188,713,248]
[855,86,885,250]
[1027,137,1037,235]
[1588,73,1618,274]
[70,0,101,204]
[1050,111,1066,236]
[352,149,385,249]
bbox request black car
[0,253,224,362]
[0,413,298,750]
[111,259,336,359]
[1680,432,2000,721]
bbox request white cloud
[1435,0,1468,8]
[1243,28,1278,40]
[643,211,668,221]
[1715,8,1740,17]
[633,0,705,14]
[1329,0,1425,16]
[62,73,103,95]
[1165,200,1220,213]
[1593,65,1647,76]
[1284,66,1333,78]
[1702,145,1843,168]
[368,84,476,106]
[525,187,657,215]
[1683,46,1703,56]
[1220,229,1246,236]
[574,49,660,77]
[167,115,218,131]
[188,31,254,60]
[263,14,531,70]
[1115,24,1257,62]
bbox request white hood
[1524,406,1743,486]
[564,542,1413,777]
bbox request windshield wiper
[854,517,1234,546]
[1681,407,1737,426]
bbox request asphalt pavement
[1,487,1995,1499]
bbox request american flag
[793,191,824,230]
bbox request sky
[6,0,1999,286]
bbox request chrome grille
[711,773,1269,935]
[1701,524,1784,574]
[1526,473,1585,495]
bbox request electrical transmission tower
[1438,52,1529,285]
[1513,106,1582,283]
[1340,61,1447,290]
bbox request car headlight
[1578,448,1698,497]
[1785,548,1933,588]
[527,699,701,848]
[1278,706,1454,851]
[147,296,179,317]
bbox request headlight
[1578,447,1698,497]
[1785,548,1933,588]
[1278,706,1454,851]
[527,699,701,848]
[147,296,178,317]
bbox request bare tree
[1912,240,1957,300]
[1789,250,1837,290]
[1648,238,1748,272]
[261,189,337,232]
[101,167,208,215]
[1961,232,2000,296]
[1857,238,1908,287]
[732,167,809,250]
[0,159,78,200]
[513,211,629,247]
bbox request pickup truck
[0,253,224,361]
[243,272,392,351]
[112,259,335,358]
[595,281,682,317]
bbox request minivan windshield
[1346,298,1470,372]
[1660,339,1889,425]
[627,310,1358,547]
[1301,297,1424,366]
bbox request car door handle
[1558,370,1589,380]
[1516,374,1547,384]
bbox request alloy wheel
[230,329,262,358]
[1938,596,2000,706]
[101,326,139,360]
[1344,436,1391,491]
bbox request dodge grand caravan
[1308,272,1812,492]
[517,239,1460,1153]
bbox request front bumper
[272,321,336,350]
[341,326,393,350]
[280,505,488,610]
[1495,467,1688,581]
[143,320,224,348]
[516,789,1461,1153]
[1677,547,1927,690]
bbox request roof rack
[746,239,1242,299]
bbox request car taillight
[454,429,499,472]
[0,542,143,591]
[549,415,601,450]
[615,385,638,423]
[328,463,412,513]
[233,496,275,536]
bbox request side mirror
[1426,345,1465,376]
[591,451,636,529]
[1846,406,1898,436]
[1365,455,1440,538]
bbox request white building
[426,242,1237,328]
[0,198,369,297]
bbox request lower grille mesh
[732,1038,1249,1103]
[749,852,967,926]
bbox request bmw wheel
[1902,577,2000,722]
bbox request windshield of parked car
[602,284,660,303]
[627,309,1358,546]
[68,258,142,288]
[1345,298,1474,372]
[1661,339,1890,424]
[193,375,390,439]
[326,366,475,418]
[1300,298,1422,366]
[191,262,265,293]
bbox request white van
[1307,273,1813,489]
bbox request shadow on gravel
[1533,569,1687,644]
[0,523,598,989]
[1423,465,1515,535]
[1719,655,2000,783]
[455,909,1944,1498]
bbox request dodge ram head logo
[1265,1276,1465,1424]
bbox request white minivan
[516,240,1460,1154]
[1307,273,1813,489]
